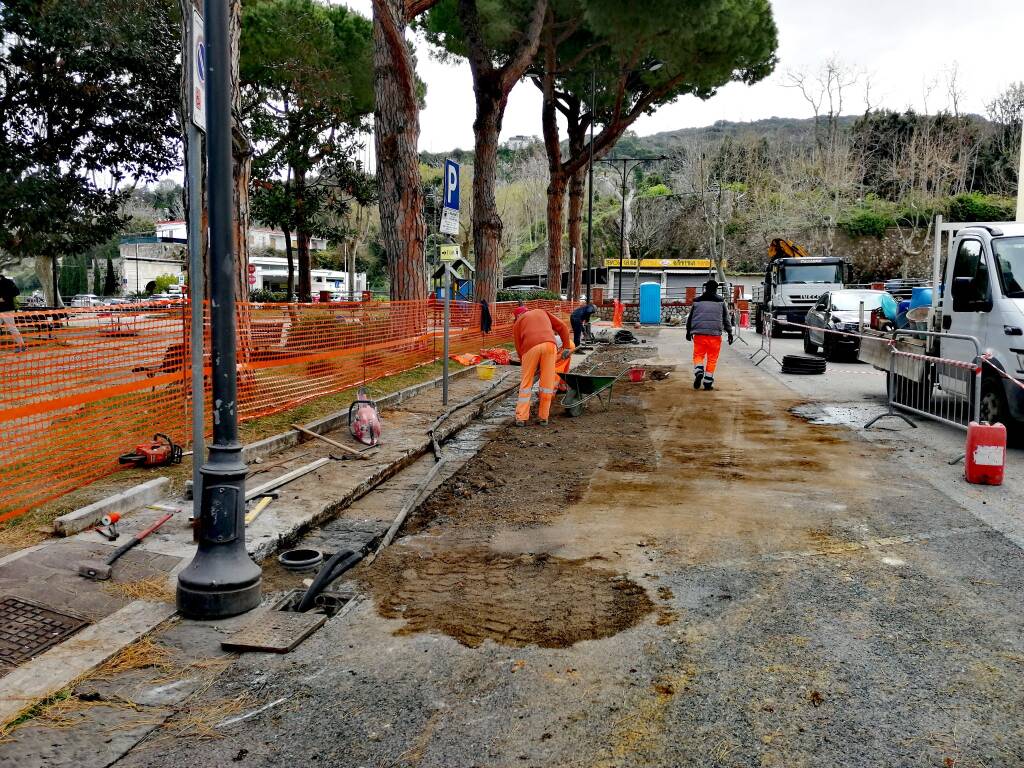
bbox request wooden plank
[290,424,368,458]
[244,458,332,501]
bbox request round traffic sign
[247,264,256,274]
[247,274,257,285]
[196,42,206,83]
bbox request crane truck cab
[752,239,847,336]
[931,220,1024,427]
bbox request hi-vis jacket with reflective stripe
[513,309,571,358]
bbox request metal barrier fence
[751,316,983,431]
[866,330,981,431]
[0,298,572,520]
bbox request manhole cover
[221,611,326,654]
[0,596,89,668]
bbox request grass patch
[0,358,466,553]
[102,576,176,604]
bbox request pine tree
[104,257,117,296]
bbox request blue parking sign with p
[444,159,460,210]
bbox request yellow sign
[439,244,461,263]
[602,258,712,269]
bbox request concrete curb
[53,478,170,537]
[242,364,479,464]
[0,600,176,728]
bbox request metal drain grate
[0,596,89,668]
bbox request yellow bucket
[477,363,496,380]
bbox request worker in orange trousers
[686,279,734,391]
[513,308,572,425]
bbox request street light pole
[177,0,261,619]
[585,65,595,304]
[596,156,667,305]
[617,158,627,302]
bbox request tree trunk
[36,256,61,307]
[567,168,585,300]
[293,167,312,302]
[283,227,295,298]
[471,86,504,305]
[544,172,567,294]
[373,0,426,301]
[297,233,312,302]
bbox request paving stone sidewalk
[0,367,517,725]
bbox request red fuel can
[965,421,1006,486]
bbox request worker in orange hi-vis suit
[554,333,571,392]
[513,308,572,425]
[685,279,734,391]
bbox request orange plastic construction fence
[0,298,572,520]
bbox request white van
[928,219,1024,426]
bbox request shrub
[496,289,561,302]
[153,273,180,293]
[249,289,289,303]
[839,207,896,239]
[948,193,1016,223]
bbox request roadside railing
[753,315,983,432]
[866,330,981,431]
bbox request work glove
[686,333,692,342]
[561,349,572,360]
[728,335,735,345]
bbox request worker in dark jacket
[686,280,733,390]
[569,302,596,347]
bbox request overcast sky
[343,0,1024,156]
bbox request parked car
[803,289,890,360]
[70,294,103,307]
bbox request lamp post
[585,66,596,304]
[177,0,262,619]
[583,61,662,304]
[597,155,668,303]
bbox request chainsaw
[119,433,183,469]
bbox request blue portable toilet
[639,282,661,325]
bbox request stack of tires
[781,354,826,375]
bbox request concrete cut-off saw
[348,389,381,447]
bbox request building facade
[155,221,329,252]
[250,254,366,296]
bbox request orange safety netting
[0,298,572,520]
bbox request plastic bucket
[628,367,645,383]
[909,287,933,310]
[477,363,496,381]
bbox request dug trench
[354,339,876,650]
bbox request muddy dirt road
[111,328,1023,767]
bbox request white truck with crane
[752,239,848,336]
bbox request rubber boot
[703,375,715,391]
[693,366,705,390]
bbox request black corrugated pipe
[296,547,367,612]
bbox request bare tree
[785,58,862,254]
[671,141,745,288]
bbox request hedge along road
[110,327,1022,768]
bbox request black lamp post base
[177,577,262,619]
